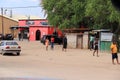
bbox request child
[50,36,54,50]
[110,41,120,65]
[45,38,49,51]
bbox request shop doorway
[77,35,83,49]
[35,30,41,40]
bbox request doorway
[77,35,83,49]
[35,30,41,40]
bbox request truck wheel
[17,52,20,56]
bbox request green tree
[85,0,120,33]
[41,0,86,29]
[85,0,109,29]
[41,0,120,33]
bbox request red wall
[19,19,63,41]
[29,26,54,41]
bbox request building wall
[29,26,49,41]
[19,19,47,26]
[66,33,89,49]
[83,32,89,49]
[19,19,63,41]
[0,15,18,35]
[67,33,77,48]
[29,26,63,41]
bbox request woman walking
[62,35,67,52]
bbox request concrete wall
[83,32,89,49]
[67,33,77,48]
[66,32,89,49]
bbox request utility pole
[10,9,12,18]
[1,8,4,35]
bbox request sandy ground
[0,40,120,80]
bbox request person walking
[45,38,49,51]
[50,36,54,50]
[27,32,30,41]
[110,41,120,65]
[18,32,21,41]
[90,35,94,51]
[93,39,99,57]
[21,32,24,41]
[62,35,67,52]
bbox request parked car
[0,40,21,56]
[4,34,14,40]
[41,34,63,45]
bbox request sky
[0,0,46,19]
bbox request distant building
[11,19,63,41]
[0,15,18,37]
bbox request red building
[18,19,63,41]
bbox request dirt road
[0,41,120,80]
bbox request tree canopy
[41,0,86,29]
[41,0,120,32]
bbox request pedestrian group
[18,32,120,65]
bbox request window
[26,21,34,25]
[6,42,18,45]
[40,22,48,25]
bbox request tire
[58,42,61,45]
[17,52,20,56]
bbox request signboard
[101,32,113,41]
